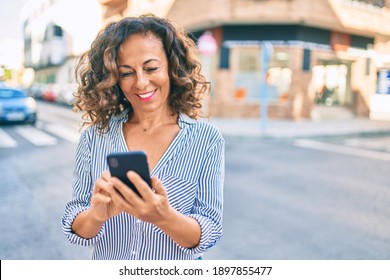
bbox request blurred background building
[19,0,390,120]
[19,0,101,104]
[21,0,101,83]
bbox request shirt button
[136,219,141,224]
[132,251,137,255]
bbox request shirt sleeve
[61,130,106,246]
[182,134,225,255]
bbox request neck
[127,108,178,132]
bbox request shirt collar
[178,113,197,128]
[112,108,130,123]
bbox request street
[0,101,389,260]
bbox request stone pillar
[209,69,234,117]
[289,47,313,119]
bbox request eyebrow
[118,58,161,69]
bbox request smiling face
[116,33,171,117]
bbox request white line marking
[0,128,17,148]
[344,137,390,150]
[294,139,390,161]
[15,126,57,146]
[44,123,80,143]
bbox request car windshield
[0,89,27,99]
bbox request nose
[135,72,148,90]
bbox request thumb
[151,177,166,196]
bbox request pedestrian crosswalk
[0,128,17,148]
[0,122,81,148]
[14,126,58,146]
[43,123,81,144]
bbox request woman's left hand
[110,171,201,248]
[110,171,173,224]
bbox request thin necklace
[126,117,177,133]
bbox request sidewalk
[209,117,390,138]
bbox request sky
[0,0,26,40]
[0,0,102,69]
[0,0,27,68]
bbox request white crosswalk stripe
[15,126,57,146]
[0,128,18,148]
[44,123,81,144]
[0,123,81,148]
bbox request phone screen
[107,151,151,196]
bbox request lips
[136,89,156,102]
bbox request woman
[61,14,225,260]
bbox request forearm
[156,208,201,248]
[71,209,105,239]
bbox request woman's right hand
[72,171,123,239]
[90,170,122,222]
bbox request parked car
[41,83,60,102]
[26,83,46,100]
[0,87,37,124]
[56,83,77,106]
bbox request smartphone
[106,151,152,197]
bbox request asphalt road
[0,101,389,260]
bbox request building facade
[23,0,389,119]
[98,0,390,120]
[22,0,102,85]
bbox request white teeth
[139,91,154,99]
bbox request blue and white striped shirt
[61,110,225,260]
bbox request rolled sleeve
[179,137,225,255]
[61,203,106,246]
[61,130,104,246]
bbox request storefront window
[232,47,292,102]
[266,67,292,101]
[231,47,260,100]
[238,51,260,71]
[312,64,348,106]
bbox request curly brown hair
[74,14,208,134]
